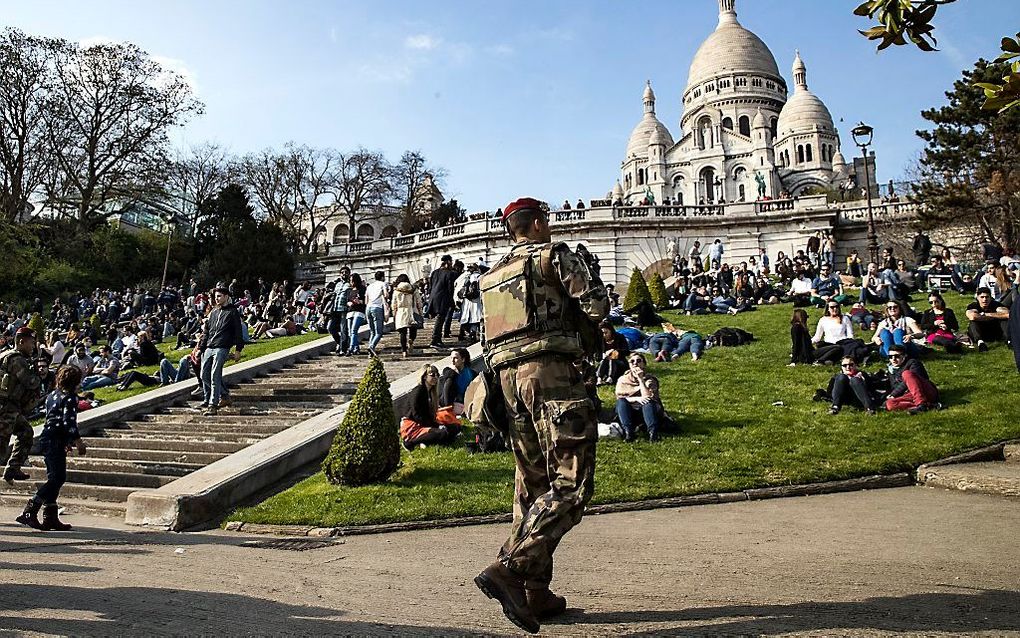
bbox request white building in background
[617,0,851,206]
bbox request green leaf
[854,0,874,16]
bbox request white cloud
[405,34,441,51]
[78,35,118,49]
[152,55,198,92]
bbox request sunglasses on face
[889,354,903,359]
[841,363,856,368]
[887,305,899,310]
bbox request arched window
[797,145,804,164]
[806,144,813,162]
[700,166,717,203]
[332,224,349,244]
[356,224,374,241]
[770,117,778,140]
[738,115,750,137]
[738,184,746,202]
[380,225,398,238]
[722,117,733,130]
[637,168,645,186]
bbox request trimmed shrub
[322,357,401,486]
[27,313,45,337]
[648,272,669,310]
[622,268,652,312]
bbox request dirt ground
[1,485,1018,637]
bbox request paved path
[1,486,1018,637]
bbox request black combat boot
[474,562,540,634]
[3,465,29,483]
[15,499,42,529]
[526,587,568,619]
[40,504,72,531]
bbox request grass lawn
[227,292,1019,528]
[86,332,326,406]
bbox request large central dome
[685,0,780,93]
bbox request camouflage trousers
[496,354,597,588]
[0,409,33,471]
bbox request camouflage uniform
[480,240,609,588]
[0,350,41,473]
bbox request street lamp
[160,212,174,291]
[851,121,878,265]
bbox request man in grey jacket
[199,287,245,415]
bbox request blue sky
[4,0,1015,212]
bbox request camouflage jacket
[481,240,609,368]
[0,350,42,416]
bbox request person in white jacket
[811,301,855,364]
[390,274,423,357]
[454,263,483,343]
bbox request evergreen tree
[195,184,293,290]
[913,59,1020,253]
[27,313,45,337]
[322,357,401,486]
[622,267,652,311]
[648,272,669,310]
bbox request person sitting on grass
[859,262,892,304]
[440,348,477,416]
[121,331,161,370]
[399,364,461,450]
[683,284,711,315]
[16,365,87,532]
[789,308,814,366]
[811,301,854,364]
[786,271,813,307]
[117,344,200,391]
[920,292,963,354]
[966,286,1011,352]
[872,300,924,359]
[595,321,630,385]
[810,262,849,307]
[885,344,940,413]
[828,356,877,415]
[614,353,665,442]
[80,345,120,391]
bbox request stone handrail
[837,201,922,224]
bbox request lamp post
[160,212,174,291]
[851,121,878,265]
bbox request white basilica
[615,0,850,206]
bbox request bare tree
[334,148,393,243]
[40,39,203,227]
[393,149,446,233]
[238,147,296,243]
[281,143,342,254]
[0,28,53,223]
[166,142,234,236]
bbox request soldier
[473,197,609,634]
[1,326,43,483]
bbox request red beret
[15,326,36,339]
[502,197,547,222]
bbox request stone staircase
[0,330,449,518]
[918,442,1020,499]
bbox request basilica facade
[616,0,850,206]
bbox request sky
[3,0,1016,213]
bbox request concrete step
[23,466,175,489]
[165,406,319,418]
[216,400,336,410]
[62,457,203,477]
[232,384,356,396]
[920,462,1020,499]
[1004,443,1020,463]
[139,413,293,425]
[94,429,267,445]
[81,447,228,464]
[80,437,247,454]
[114,421,293,435]
[0,493,127,516]
[2,480,137,502]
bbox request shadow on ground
[0,585,503,637]
[549,589,1020,636]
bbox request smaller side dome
[776,51,834,139]
[752,107,766,128]
[649,126,669,146]
[612,181,624,199]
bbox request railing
[321,195,902,259]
